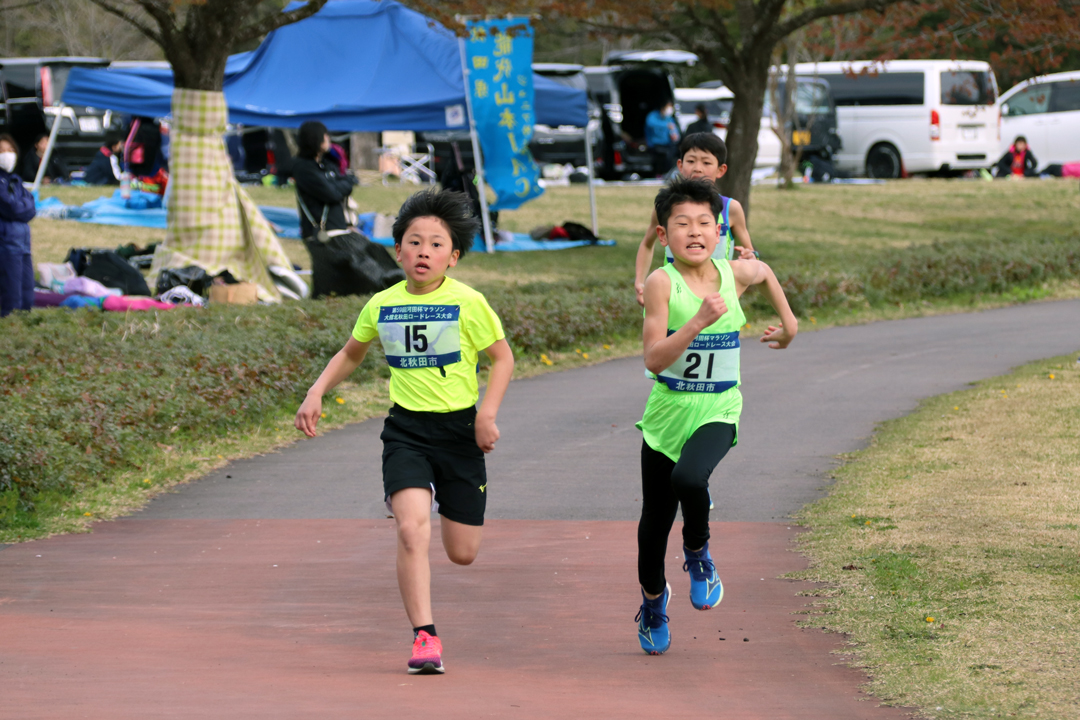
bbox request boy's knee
[396,518,430,553]
[446,546,478,566]
[670,466,709,495]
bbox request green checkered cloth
[151,89,292,302]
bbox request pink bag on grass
[102,296,177,312]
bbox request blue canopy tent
[58,0,594,246]
[63,61,587,128]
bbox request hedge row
[748,234,1080,316]
[0,281,644,523]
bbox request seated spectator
[84,132,124,185]
[0,133,36,316]
[685,103,713,136]
[995,136,1038,178]
[124,116,164,177]
[20,133,65,184]
[1039,162,1080,178]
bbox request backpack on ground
[82,250,151,296]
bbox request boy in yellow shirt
[296,190,514,675]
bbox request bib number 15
[404,324,428,353]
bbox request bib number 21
[656,330,739,393]
[683,352,716,380]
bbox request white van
[998,70,1080,168]
[794,60,999,177]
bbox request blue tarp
[62,0,588,131]
[35,193,613,251]
[35,191,304,239]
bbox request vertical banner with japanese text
[464,18,543,211]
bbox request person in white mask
[0,133,36,316]
[645,101,682,177]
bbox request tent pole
[457,37,495,254]
[583,122,598,237]
[33,102,65,194]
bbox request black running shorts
[380,404,488,526]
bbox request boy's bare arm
[476,338,515,453]
[728,199,756,258]
[634,208,661,306]
[731,259,797,349]
[295,337,371,437]
[642,270,727,374]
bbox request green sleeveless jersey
[637,258,746,462]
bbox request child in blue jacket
[0,133,36,317]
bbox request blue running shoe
[635,583,671,655]
[683,543,723,610]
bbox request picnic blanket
[37,195,614,252]
[35,192,304,240]
[149,89,292,302]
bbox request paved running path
[2,299,1078,720]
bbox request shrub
[0,281,642,525]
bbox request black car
[0,57,122,174]
[775,77,842,167]
[529,63,600,169]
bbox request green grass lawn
[796,353,1080,719]
[33,177,1080,291]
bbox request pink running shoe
[407,631,444,674]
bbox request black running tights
[637,422,736,596]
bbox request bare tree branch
[234,0,330,45]
[703,6,741,58]
[85,0,162,45]
[770,0,903,44]
[750,0,788,45]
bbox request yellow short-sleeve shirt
[352,277,505,413]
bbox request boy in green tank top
[634,176,797,655]
[295,190,514,675]
[634,133,756,307]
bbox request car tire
[866,143,902,179]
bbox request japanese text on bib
[378,305,461,369]
[656,329,739,393]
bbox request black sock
[413,624,436,638]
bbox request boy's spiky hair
[392,189,480,259]
[678,132,727,166]
[654,176,723,229]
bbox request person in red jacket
[995,136,1038,178]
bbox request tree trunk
[166,5,236,92]
[170,47,230,92]
[350,132,381,171]
[717,52,772,219]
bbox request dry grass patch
[796,353,1080,719]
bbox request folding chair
[378,143,437,185]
